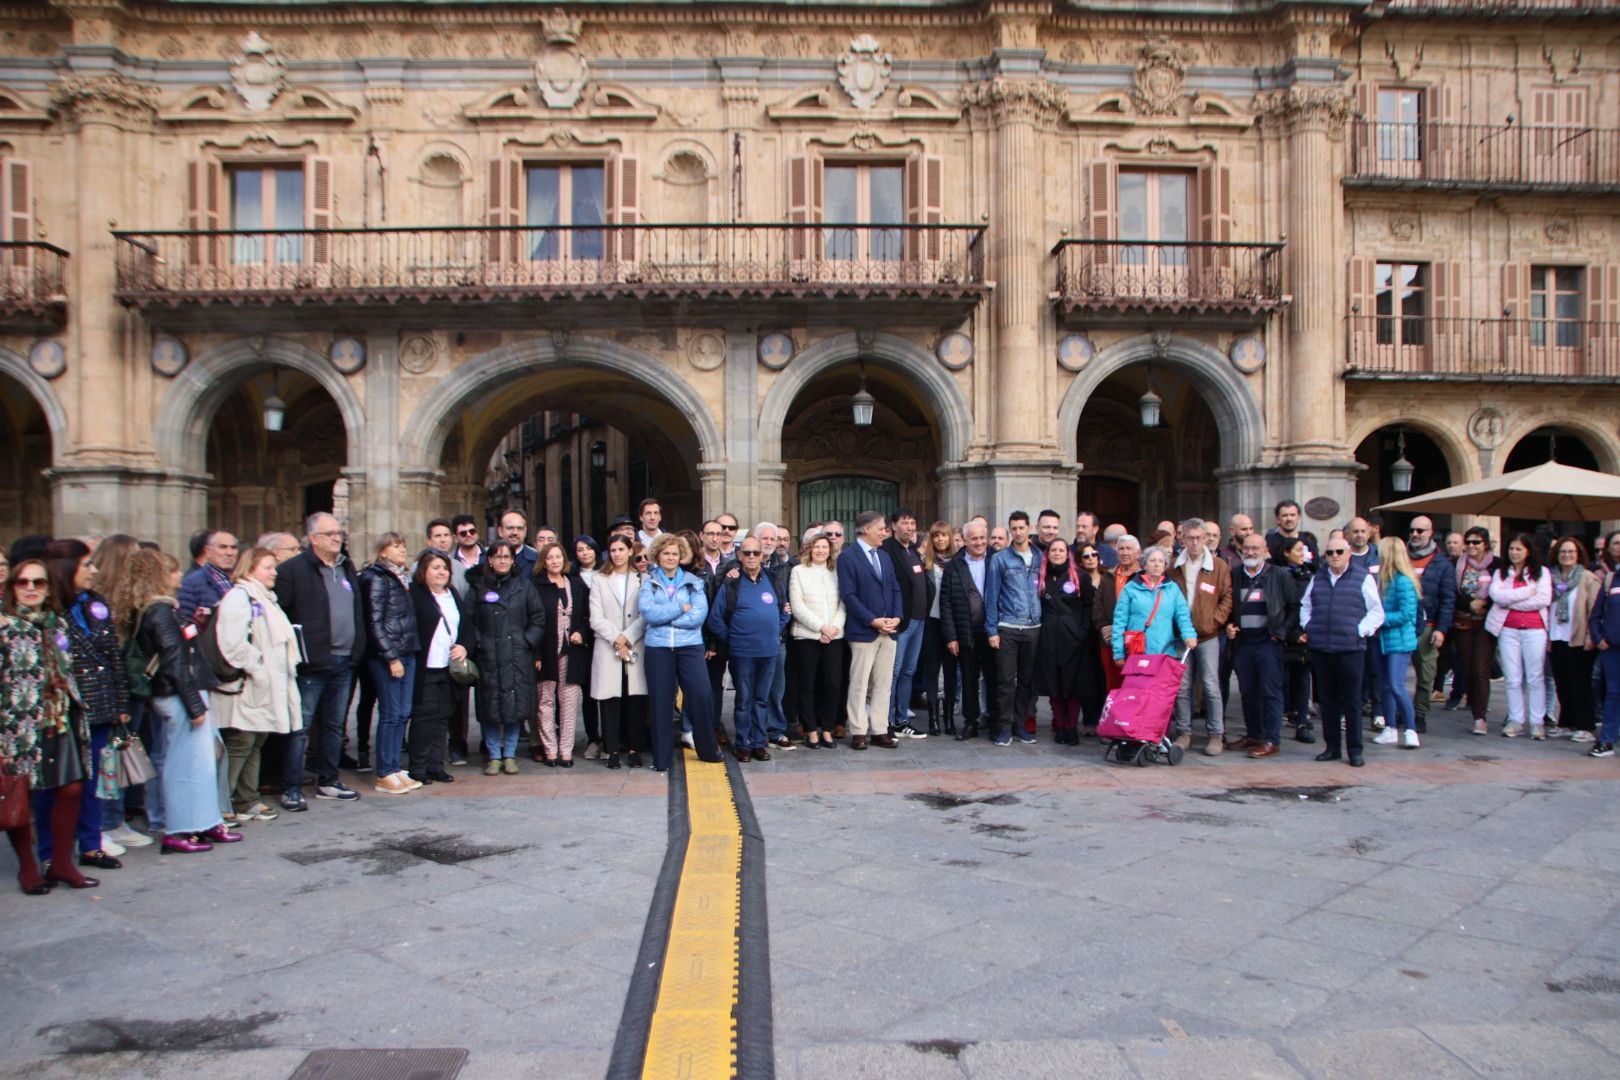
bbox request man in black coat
[272,512,365,811]
[1226,532,1301,758]
[938,520,998,740]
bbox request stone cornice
[49,72,157,126]
[960,77,1069,123]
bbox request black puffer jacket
[469,569,544,729]
[66,591,130,726]
[359,564,420,661]
[135,600,209,718]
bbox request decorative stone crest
[1542,44,1581,84]
[935,332,974,371]
[758,332,795,370]
[535,8,588,109]
[1388,214,1418,242]
[1228,335,1266,374]
[28,339,65,380]
[399,333,438,375]
[686,331,725,372]
[150,335,188,377]
[1545,218,1573,244]
[1057,334,1094,372]
[329,337,366,375]
[1131,36,1191,117]
[959,78,1068,124]
[1304,497,1340,522]
[837,34,893,111]
[231,32,285,113]
[1384,41,1424,82]
[1467,406,1507,451]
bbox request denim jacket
[638,568,710,650]
[984,545,1042,635]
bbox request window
[1530,266,1583,348]
[1376,89,1423,164]
[823,163,903,262]
[1375,262,1427,346]
[229,164,304,264]
[1117,170,1190,265]
[525,163,605,260]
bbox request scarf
[1552,564,1586,623]
[1408,539,1436,560]
[1456,553,1492,599]
[18,606,76,737]
[239,578,295,647]
[380,560,411,589]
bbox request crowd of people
[2,498,1618,896]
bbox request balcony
[0,242,68,330]
[1384,0,1618,15]
[1346,120,1620,193]
[1053,240,1286,328]
[1345,315,1620,382]
[112,223,987,329]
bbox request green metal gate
[796,476,900,540]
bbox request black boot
[943,698,957,736]
[927,699,942,737]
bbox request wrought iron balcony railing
[1346,315,1620,381]
[0,241,69,326]
[1347,120,1620,190]
[1053,239,1285,321]
[1385,0,1619,14]
[112,223,987,311]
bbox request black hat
[608,514,634,529]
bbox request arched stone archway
[0,347,68,537]
[1057,334,1266,524]
[400,336,724,527]
[1346,414,1477,490]
[1499,415,1620,477]
[0,347,68,461]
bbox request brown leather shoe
[872,733,899,749]
[732,744,751,763]
[833,724,847,739]
[850,735,868,750]
[751,747,772,762]
[1248,742,1281,759]
[1172,733,1191,751]
[1203,738,1224,757]
[1226,736,1261,750]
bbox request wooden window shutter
[1588,264,1620,375]
[616,154,640,263]
[903,154,944,262]
[3,158,30,275]
[306,156,333,264]
[1353,82,1375,173]
[485,156,523,263]
[1500,263,1531,317]
[1196,163,1233,292]
[1086,160,1116,241]
[1347,255,1373,365]
[1422,84,1454,180]
[787,154,822,261]
[186,159,224,267]
[1430,260,1461,373]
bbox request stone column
[720,329,757,527]
[361,331,399,537]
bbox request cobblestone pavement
[2,691,1619,1079]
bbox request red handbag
[1123,590,1165,657]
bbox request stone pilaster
[720,329,756,526]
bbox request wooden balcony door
[822,163,904,264]
[1529,87,1589,186]
[1373,261,1430,372]
[525,163,606,262]
[1116,170,1190,300]
[1527,265,1585,375]
[230,165,304,268]
[1376,89,1424,179]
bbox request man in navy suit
[838,509,904,749]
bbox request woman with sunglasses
[1,559,99,892]
[468,541,544,775]
[1452,527,1502,734]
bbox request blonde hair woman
[1373,537,1423,749]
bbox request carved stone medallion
[231,32,285,113]
[1467,406,1507,451]
[535,9,588,109]
[399,333,438,375]
[28,339,65,380]
[1228,335,1266,374]
[1304,497,1340,522]
[935,332,974,371]
[757,332,795,370]
[686,331,725,372]
[1057,334,1094,372]
[1545,218,1573,244]
[151,335,188,377]
[330,336,366,375]
[837,35,893,111]
[1131,37,1189,117]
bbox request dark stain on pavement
[1400,969,1430,980]
[283,832,521,874]
[1192,785,1346,804]
[1345,836,1381,855]
[41,1012,282,1054]
[943,858,983,868]
[907,1039,974,1060]
[1546,975,1620,994]
[1142,808,1236,827]
[1460,755,1500,763]
[907,792,1021,810]
[970,822,1028,837]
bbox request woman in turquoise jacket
[1111,547,1197,663]
[1374,536,1423,749]
[638,534,724,772]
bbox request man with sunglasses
[450,515,483,576]
[706,537,791,761]
[1299,531,1385,767]
[715,514,742,553]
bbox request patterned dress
[0,610,90,790]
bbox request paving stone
[958,1038,1135,1079]
[792,1041,968,1079]
[1421,1021,1620,1077]
[1281,1027,1479,1079]
[1123,1034,1305,1079]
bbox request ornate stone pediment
[767,85,960,126]
[587,84,660,122]
[837,34,893,111]
[230,32,285,113]
[808,127,921,153]
[1130,36,1192,117]
[0,85,51,124]
[159,84,356,126]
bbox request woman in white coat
[212,546,303,822]
[589,535,648,770]
[788,530,846,748]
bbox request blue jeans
[1233,637,1285,745]
[1379,649,1416,733]
[482,717,520,761]
[141,696,172,832]
[888,619,925,727]
[287,661,355,793]
[730,655,775,751]
[1598,647,1620,745]
[367,656,417,777]
[767,641,789,741]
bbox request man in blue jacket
[1589,562,1620,758]
[985,511,1043,746]
[837,510,903,749]
[1407,514,1455,735]
[177,529,238,625]
[706,537,791,761]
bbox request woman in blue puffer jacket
[1374,537,1422,750]
[638,534,724,772]
[1111,547,1197,663]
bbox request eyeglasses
[314,530,346,540]
[13,576,48,588]
[1409,527,1429,534]
[1324,548,1348,556]
[701,531,722,538]
[456,528,478,536]
[740,550,762,557]
[1466,538,1485,545]
[1080,552,1099,559]
[824,531,844,538]
[633,556,649,564]
[718,523,738,532]
[489,553,513,561]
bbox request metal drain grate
[288,1048,469,1080]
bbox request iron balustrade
[1053,239,1285,316]
[1345,314,1620,380]
[1384,0,1618,12]
[0,241,69,322]
[111,223,987,307]
[1347,119,1620,189]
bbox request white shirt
[426,590,460,668]
[965,553,986,596]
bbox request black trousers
[354,662,379,761]
[599,692,649,754]
[955,633,998,725]
[789,638,842,733]
[706,652,728,733]
[993,626,1040,731]
[408,668,454,776]
[920,618,958,715]
[581,697,601,744]
[1549,641,1597,732]
[1310,650,1365,754]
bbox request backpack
[195,596,246,689]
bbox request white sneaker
[1546,724,1573,739]
[1372,728,1399,746]
[680,730,696,749]
[1401,729,1420,749]
[99,833,127,857]
[1370,715,1387,732]
[1530,724,1547,741]
[392,771,423,791]
[1503,722,1524,738]
[1572,730,1597,744]
[107,824,154,848]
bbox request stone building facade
[0,0,1616,554]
